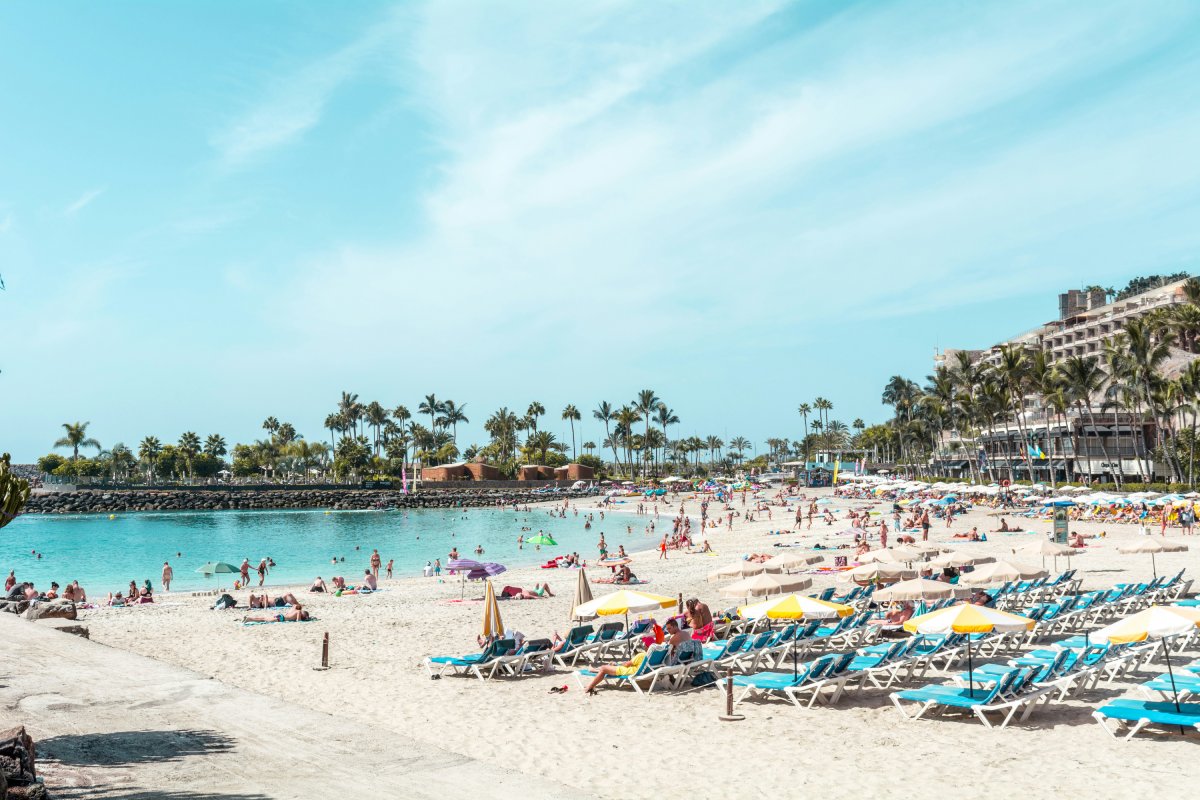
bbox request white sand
[48,489,1200,797]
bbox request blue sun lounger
[1093,698,1200,739]
[426,638,516,681]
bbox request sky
[3,1,1200,463]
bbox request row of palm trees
[879,278,1200,487]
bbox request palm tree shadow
[55,790,271,800]
[40,729,235,767]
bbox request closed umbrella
[570,568,594,622]
[707,561,767,583]
[904,603,1034,693]
[481,580,504,642]
[873,578,970,602]
[719,572,812,602]
[1117,539,1189,579]
[738,594,855,679]
[1091,606,1200,716]
[957,560,1047,586]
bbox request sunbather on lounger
[582,651,648,695]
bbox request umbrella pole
[967,637,974,695]
[1162,637,1182,714]
[1152,552,1158,580]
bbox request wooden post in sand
[314,632,330,671]
[719,668,744,722]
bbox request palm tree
[796,402,816,453]
[615,405,642,477]
[1061,355,1116,486]
[138,436,162,482]
[324,413,341,454]
[729,436,750,467]
[997,344,1037,482]
[339,392,362,437]
[525,401,545,435]
[561,404,581,461]
[418,395,443,461]
[593,401,617,473]
[178,431,201,478]
[654,404,679,475]
[262,416,280,437]
[365,402,389,455]
[634,390,660,475]
[439,400,469,445]
[54,421,101,461]
[525,430,560,464]
[814,397,833,429]
[204,434,227,457]
[705,435,723,470]
[1124,318,1178,480]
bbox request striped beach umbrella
[1091,606,1200,715]
[738,593,854,679]
[904,603,1035,692]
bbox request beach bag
[691,670,718,688]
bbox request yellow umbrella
[481,580,504,642]
[572,589,675,618]
[1090,606,1200,715]
[738,593,854,621]
[904,603,1034,693]
[737,593,854,679]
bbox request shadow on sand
[39,729,236,767]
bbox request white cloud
[210,9,409,167]
[65,187,105,216]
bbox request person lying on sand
[249,592,301,609]
[501,583,554,599]
[244,603,310,622]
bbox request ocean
[1,505,622,594]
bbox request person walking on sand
[659,535,668,560]
[257,558,268,587]
[240,558,251,586]
[161,561,173,592]
[370,549,382,577]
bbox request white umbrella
[1013,538,1080,570]
[837,563,918,585]
[930,551,996,568]
[1117,539,1189,578]
[957,560,1048,586]
[718,572,812,600]
[707,561,767,583]
[762,552,823,572]
[873,578,970,602]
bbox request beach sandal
[548,685,568,694]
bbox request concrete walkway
[0,615,589,799]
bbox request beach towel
[593,577,650,585]
[242,617,317,626]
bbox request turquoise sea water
[1,507,609,594]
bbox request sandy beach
[18,487,1191,799]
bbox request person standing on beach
[434,559,441,577]
[370,549,382,577]
[5,570,15,592]
[240,559,251,587]
[257,558,268,587]
[659,535,668,560]
[386,559,394,578]
[162,561,173,592]
[920,509,931,542]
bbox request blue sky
[3,1,1200,462]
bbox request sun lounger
[426,638,516,680]
[720,654,836,707]
[552,625,597,668]
[891,668,1032,727]
[574,645,676,696]
[485,638,555,679]
[1136,673,1200,702]
[1092,698,1200,740]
